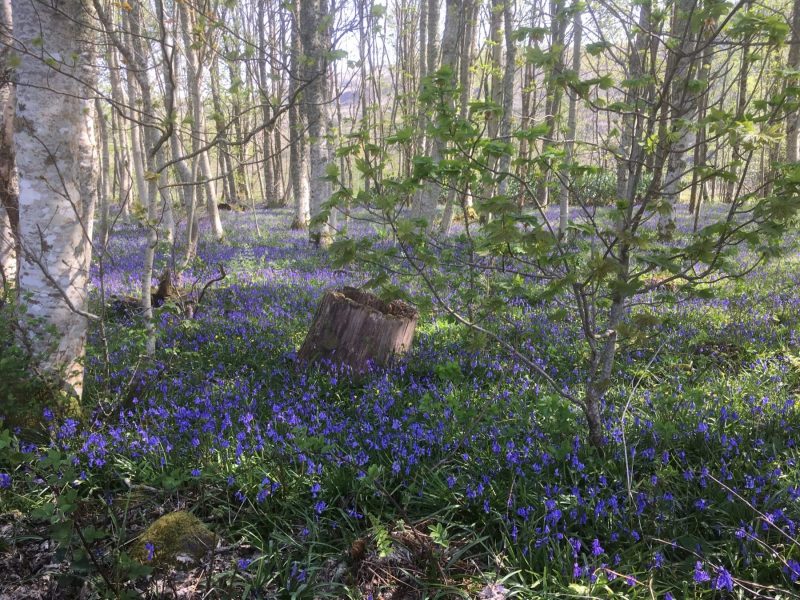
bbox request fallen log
[298,287,418,374]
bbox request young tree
[328,0,800,448]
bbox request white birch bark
[558,5,581,238]
[417,0,460,227]
[107,47,131,220]
[0,0,17,285]
[787,0,800,162]
[209,56,238,204]
[179,2,223,241]
[300,0,333,247]
[257,1,277,206]
[440,0,478,234]
[537,0,567,208]
[14,0,97,398]
[123,68,148,214]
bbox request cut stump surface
[298,287,418,374]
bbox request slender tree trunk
[787,0,800,162]
[258,1,276,206]
[225,47,251,205]
[517,0,541,209]
[14,0,98,399]
[107,48,131,221]
[411,0,428,178]
[496,0,518,199]
[300,0,333,246]
[416,0,460,227]
[616,1,651,202]
[123,66,148,214]
[440,0,477,233]
[558,4,581,238]
[167,38,198,268]
[660,0,700,238]
[210,56,238,204]
[289,17,311,230]
[689,39,712,225]
[724,21,751,204]
[171,133,199,267]
[537,0,566,207]
[179,2,223,240]
[96,98,111,246]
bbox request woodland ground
[1,207,800,599]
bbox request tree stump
[298,287,418,373]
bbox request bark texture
[289,6,310,229]
[298,287,418,373]
[558,4,581,238]
[14,0,97,397]
[416,0,461,227]
[787,0,800,162]
[300,0,333,246]
[0,0,17,285]
[660,0,699,238]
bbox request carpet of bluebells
[2,208,800,598]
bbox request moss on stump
[132,511,217,568]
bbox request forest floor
[1,208,800,599]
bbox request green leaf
[326,49,348,61]
[586,41,611,56]
[386,127,414,144]
[324,162,340,181]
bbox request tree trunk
[439,0,478,234]
[616,0,651,203]
[660,0,700,239]
[300,0,333,247]
[107,47,131,221]
[787,0,800,162]
[14,0,98,399]
[257,1,276,206]
[122,59,148,214]
[537,0,567,208]
[171,132,199,267]
[558,3,581,238]
[96,98,111,246]
[290,4,311,229]
[496,0,517,200]
[416,0,461,227]
[210,55,238,204]
[179,2,223,241]
[0,0,17,286]
[298,287,418,373]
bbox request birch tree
[300,0,334,246]
[13,0,98,398]
[787,0,800,162]
[0,0,16,286]
[557,3,580,238]
[416,0,461,227]
[179,1,224,241]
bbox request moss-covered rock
[132,511,217,568]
